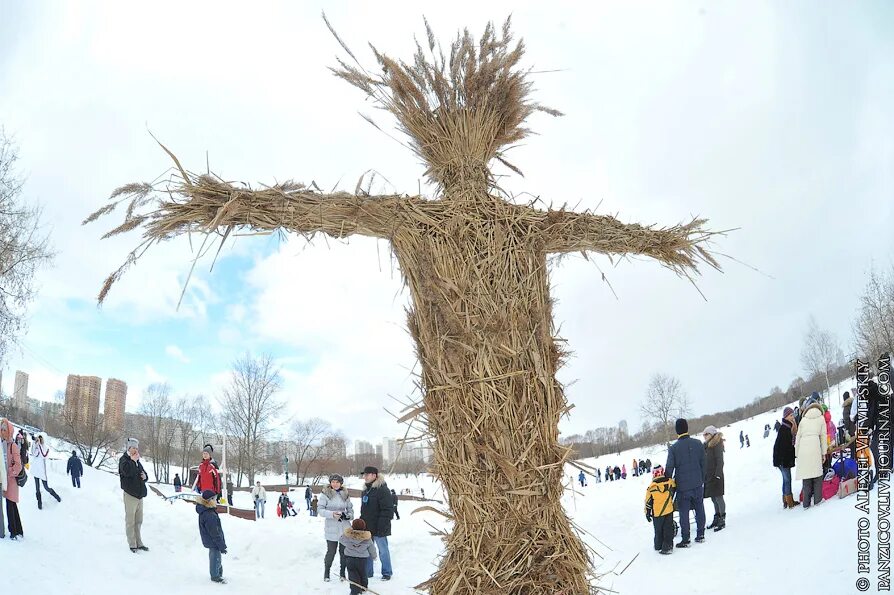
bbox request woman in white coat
[31,433,61,509]
[795,399,828,509]
[317,474,354,582]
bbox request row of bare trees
[853,265,894,365]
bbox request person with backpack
[1,418,25,539]
[67,450,84,488]
[645,466,676,555]
[665,418,707,547]
[773,407,797,509]
[702,426,726,532]
[31,433,62,509]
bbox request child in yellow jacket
[645,466,676,555]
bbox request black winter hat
[675,418,689,435]
[362,466,379,475]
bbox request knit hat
[72,450,77,456]
[362,466,379,475]
[652,466,664,479]
[125,437,139,450]
[782,406,794,418]
[702,425,718,436]
[351,518,367,531]
[329,474,345,483]
[675,418,688,435]
[202,444,214,455]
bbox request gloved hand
[645,513,652,523]
[221,549,227,555]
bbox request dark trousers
[802,477,823,507]
[676,486,706,540]
[346,556,368,594]
[710,495,726,516]
[393,508,400,520]
[6,499,23,537]
[35,479,61,507]
[653,514,674,551]
[71,475,81,488]
[324,539,346,579]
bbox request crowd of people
[576,458,653,487]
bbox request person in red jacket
[194,444,221,499]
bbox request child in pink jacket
[823,407,836,449]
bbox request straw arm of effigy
[537,209,721,275]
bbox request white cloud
[165,345,190,364]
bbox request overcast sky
[0,1,891,448]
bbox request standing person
[173,473,182,493]
[196,489,228,584]
[120,438,149,552]
[278,490,290,519]
[194,444,221,500]
[360,466,394,581]
[745,435,750,448]
[578,470,586,487]
[339,518,378,595]
[1,419,23,539]
[251,481,267,519]
[318,473,354,582]
[739,430,744,449]
[310,496,318,517]
[621,464,627,480]
[390,489,400,520]
[0,420,5,539]
[31,433,62,509]
[702,426,726,532]
[645,466,676,555]
[66,450,83,488]
[773,407,797,509]
[305,485,313,511]
[665,418,706,547]
[795,398,828,509]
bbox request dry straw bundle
[87,17,721,594]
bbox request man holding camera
[360,466,394,581]
[119,438,149,553]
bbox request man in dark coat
[305,485,313,510]
[665,418,706,547]
[119,438,149,552]
[67,450,84,488]
[360,465,393,580]
[773,407,797,508]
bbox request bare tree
[854,266,894,364]
[639,373,690,444]
[139,382,176,483]
[801,315,844,403]
[0,129,54,362]
[289,417,333,485]
[219,353,282,486]
[60,400,118,469]
[173,394,214,479]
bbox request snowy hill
[1,382,861,594]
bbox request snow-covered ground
[1,381,863,593]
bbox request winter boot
[782,495,788,509]
[784,494,796,509]
[714,514,726,532]
[676,539,690,548]
[659,548,672,555]
[695,535,705,543]
[706,515,718,530]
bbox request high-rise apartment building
[65,374,101,424]
[104,378,127,433]
[382,438,399,464]
[13,370,28,410]
[354,440,374,457]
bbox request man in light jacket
[251,480,267,519]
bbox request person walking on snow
[31,433,62,509]
[360,466,394,581]
[119,438,149,552]
[251,480,267,519]
[1,418,25,539]
[745,435,750,448]
[665,418,707,547]
[621,464,627,480]
[391,489,400,520]
[578,470,586,487]
[305,485,313,510]
[739,430,744,448]
[702,426,726,531]
[173,473,182,492]
[66,450,83,488]
[318,473,353,582]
